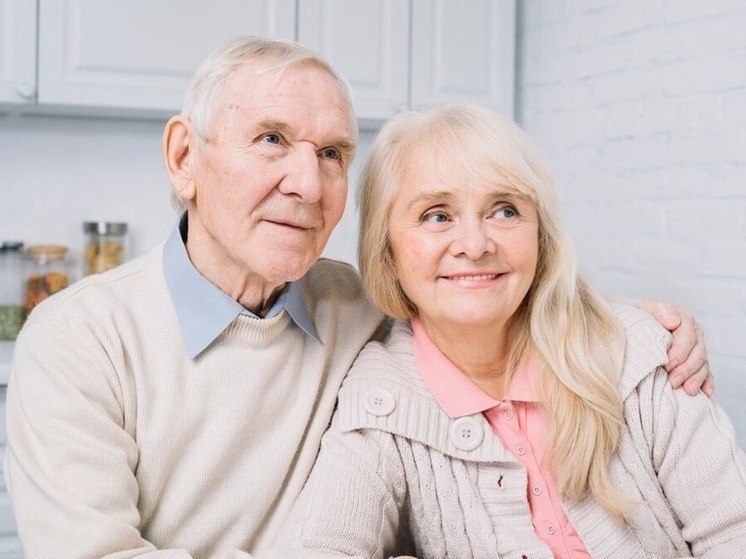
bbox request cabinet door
[411,0,515,117]
[298,0,410,124]
[0,0,37,106]
[37,0,296,115]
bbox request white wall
[518,0,746,448]
[1,0,744,454]
[0,115,370,283]
[0,115,173,280]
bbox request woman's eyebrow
[405,191,453,211]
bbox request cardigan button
[364,388,396,416]
[450,417,483,451]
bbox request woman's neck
[417,317,511,400]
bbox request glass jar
[83,221,129,276]
[24,244,70,315]
[0,241,25,340]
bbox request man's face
[184,64,355,294]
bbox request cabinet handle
[16,83,36,100]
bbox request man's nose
[279,147,323,203]
[448,219,496,259]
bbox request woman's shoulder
[335,319,441,429]
[343,319,423,387]
[609,301,672,399]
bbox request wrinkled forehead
[216,61,356,135]
[229,60,351,109]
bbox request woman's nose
[449,219,496,259]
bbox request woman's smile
[439,272,506,287]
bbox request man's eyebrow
[254,118,356,155]
[331,136,357,157]
[255,119,289,133]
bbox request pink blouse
[411,318,591,559]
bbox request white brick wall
[518,0,746,448]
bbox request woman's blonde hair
[358,103,630,519]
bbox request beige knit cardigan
[271,304,746,559]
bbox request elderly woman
[272,105,746,558]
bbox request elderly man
[4,37,710,558]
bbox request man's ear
[163,116,198,203]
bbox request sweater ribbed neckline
[221,311,295,348]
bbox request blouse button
[450,417,484,451]
[516,445,527,456]
[532,485,543,496]
[547,524,557,535]
[363,388,396,416]
[504,410,514,420]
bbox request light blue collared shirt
[163,215,320,358]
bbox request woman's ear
[163,116,198,203]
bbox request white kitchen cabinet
[36,0,296,115]
[298,0,411,123]
[299,0,516,124]
[411,0,515,116]
[2,0,515,121]
[0,0,37,106]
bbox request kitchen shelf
[0,341,13,385]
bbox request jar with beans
[83,221,128,276]
[24,244,70,315]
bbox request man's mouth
[264,219,315,231]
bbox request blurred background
[0,0,745,553]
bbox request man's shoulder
[300,257,385,345]
[304,257,362,287]
[24,245,165,325]
[301,258,372,309]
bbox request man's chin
[261,255,318,283]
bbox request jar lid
[26,244,69,262]
[0,241,24,252]
[83,221,128,235]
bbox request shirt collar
[411,317,539,418]
[163,214,320,358]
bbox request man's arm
[636,299,712,396]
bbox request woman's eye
[423,211,449,224]
[494,206,518,219]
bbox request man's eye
[320,147,341,160]
[263,133,282,144]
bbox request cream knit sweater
[273,304,746,559]
[4,245,383,559]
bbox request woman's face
[388,146,539,336]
